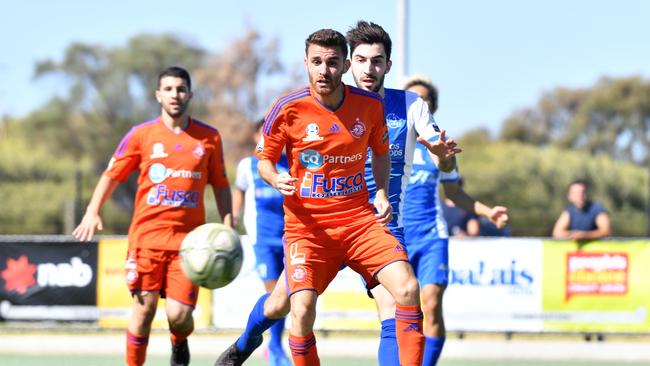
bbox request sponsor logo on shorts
[349,118,366,139]
[386,113,405,129]
[146,184,200,208]
[394,245,404,252]
[148,163,202,184]
[289,243,306,265]
[291,265,307,282]
[299,172,363,198]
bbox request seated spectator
[552,179,611,240]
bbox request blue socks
[236,293,281,352]
[378,318,399,366]
[379,319,446,366]
[268,315,286,354]
[423,336,446,366]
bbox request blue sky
[2,0,649,137]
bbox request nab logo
[1,255,36,295]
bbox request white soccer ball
[180,223,243,289]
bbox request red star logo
[1,255,37,295]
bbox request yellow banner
[542,240,650,332]
[97,238,211,329]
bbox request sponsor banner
[97,238,211,328]
[444,238,544,332]
[542,240,650,333]
[0,240,98,320]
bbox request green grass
[0,355,647,366]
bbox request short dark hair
[346,21,392,60]
[305,29,348,59]
[158,66,191,90]
[404,75,439,113]
[569,179,589,190]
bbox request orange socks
[395,304,425,366]
[171,327,193,345]
[126,330,149,366]
[288,332,320,366]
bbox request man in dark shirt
[552,180,611,240]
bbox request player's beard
[311,73,342,96]
[163,100,189,118]
[353,73,385,93]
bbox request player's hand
[72,212,103,242]
[373,195,393,226]
[417,129,462,160]
[488,206,509,229]
[274,172,298,196]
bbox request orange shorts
[125,248,199,306]
[283,212,407,295]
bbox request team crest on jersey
[150,142,168,159]
[349,118,366,139]
[192,143,205,159]
[386,113,406,129]
[302,123,324,142]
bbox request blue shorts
[405,233,449,286]
[253,245,285,282]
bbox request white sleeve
[234,157,252,191]
[408,93,441,143]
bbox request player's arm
[466,217,480,237]
[410,96,460,172]
[258,159,297,196]
[552,211,572,239]
[232,188,245,228]
[566,212,612,240]
[371,151,392,225]
[212,186,233,228]
[442,180,508,229]
[72,175,120,241]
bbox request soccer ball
[180,223,243,289]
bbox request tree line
[0,31,648,236]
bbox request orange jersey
[104,118,229,251]
[257,84,389,232]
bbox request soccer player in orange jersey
[262,29,427,366]
[72,66,233,366]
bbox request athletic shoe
[214,336,263,366]
[171,339,190,366]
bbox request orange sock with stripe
[395,304,425,366]
[126,330,149,366]
[288,332,320,366]
[170,326,193,345]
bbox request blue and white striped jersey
[235,155,289,246]
[403,142,460,240]
[365,88,441,242]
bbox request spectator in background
[553,180,611,240]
